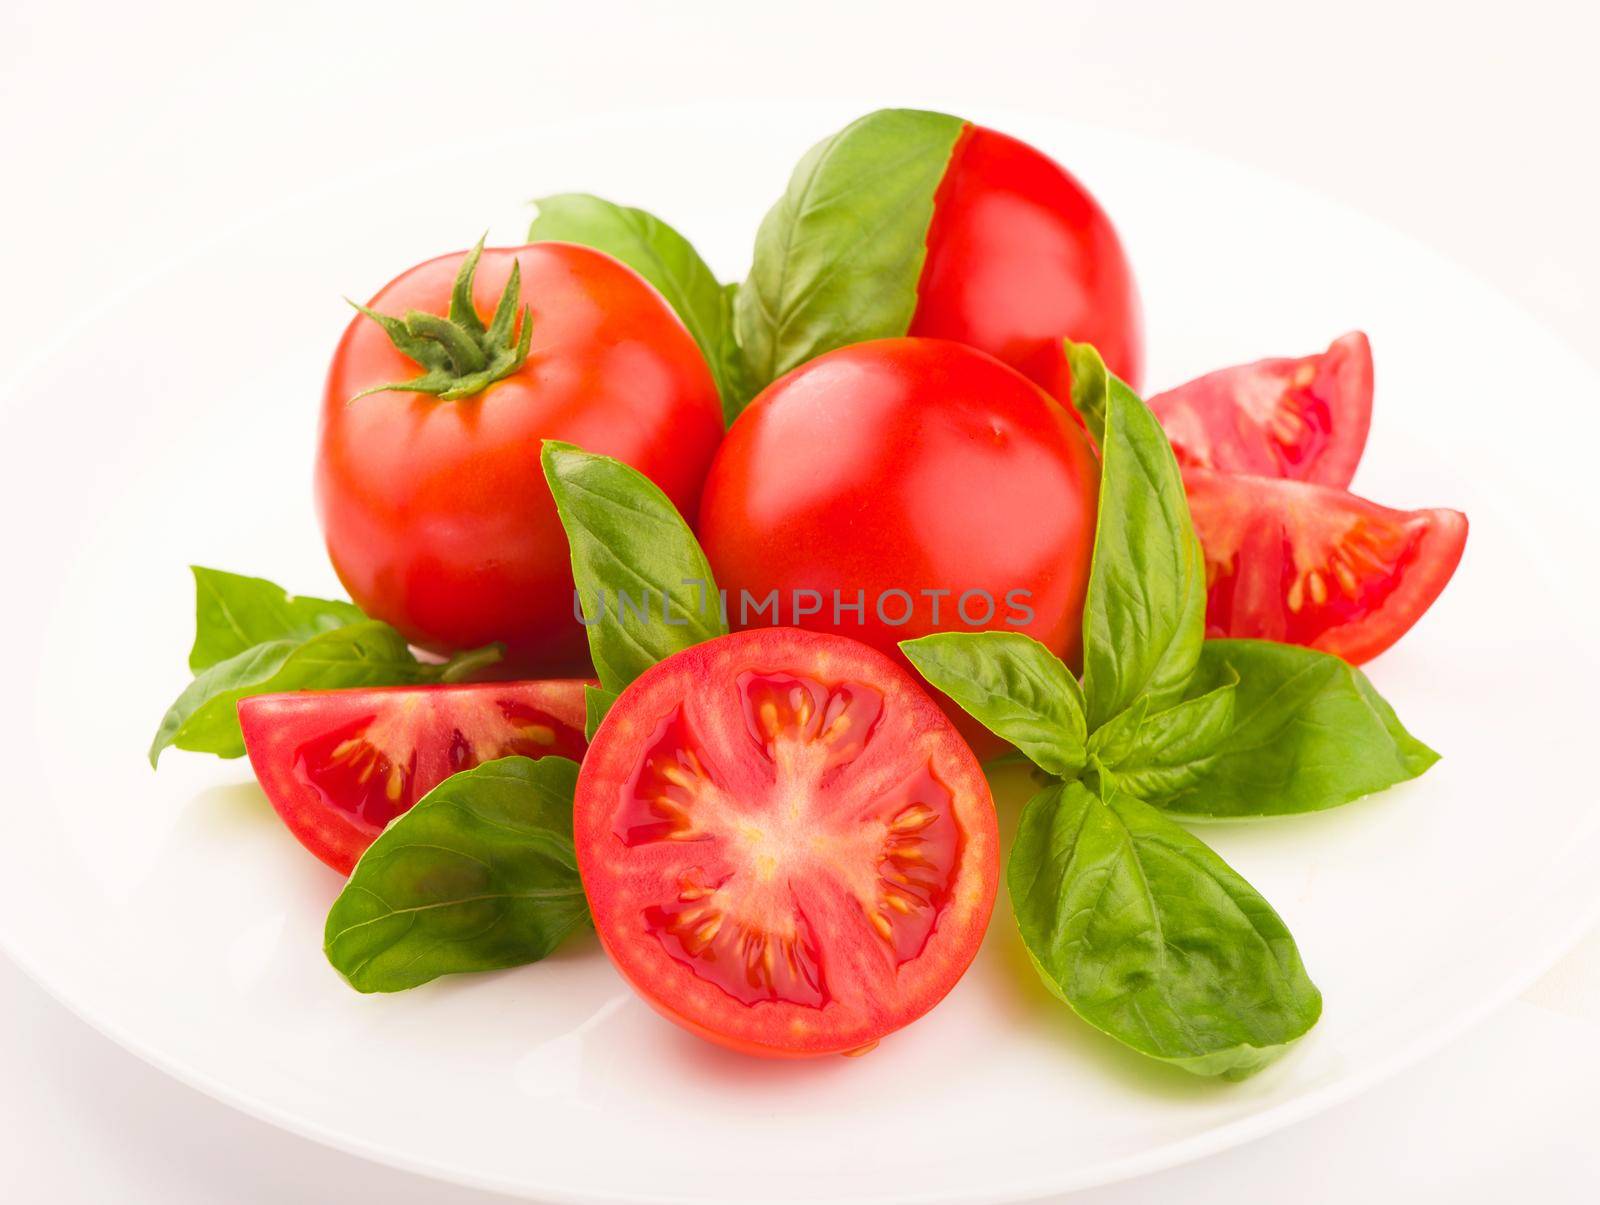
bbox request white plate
[3,102,1597,1203]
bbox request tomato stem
[402,311,488,374]
[437,643,505,683]
[348,237,533,403]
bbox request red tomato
[1149,332,1373,486]
[696,338,1100,754]
[1184,469,1467,663]
[240,680,588,874]
[911,124,1145,395]
[575,629,998,1057]
[317,243,724,674]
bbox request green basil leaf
[1153,640,1438,816]
[1107,672,1238,803]
[732,108,966,407]
[584,685,619,741]
[151,619,479,766]
[1084,695,1150,768]
[528,193,739,422]
[325,756,589,993]
[1009,780,1321,1079]
[188,566,362,672]
[715,281,747,404]
[899,632,1087,776]
[541,441,726,695]
[1080,375,1207,731]
[1063,339,1110,446]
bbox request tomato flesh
[1149,332,1373,486]
[1184,469,1467,663]
[912,124,1145,395]
[316,243,723,674]
[575,630,998,1057]
[240,680,588,874]
[698,338,1099,756]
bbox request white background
[3,0,1598,1200]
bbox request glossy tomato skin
[1184,469,1467,663]
[698,338,1099,754]
[575,629,998,1057]
[1149,332,1373,486]
[317,243,724,674]
[240,680,588,874]
[911,124,1145,395]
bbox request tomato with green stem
[316,240,723,675]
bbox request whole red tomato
[697,338,1100,752]
[317,242,723,674]
[911,124,1145,394]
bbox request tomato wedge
[575,629,998,1057]
[240,680,588,874]
[1150,332,1373,486]
[1184,469,1467,663]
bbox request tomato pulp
[240,680,588,874]
[1184,469,1467,663]
[575,629,999,1057]
[317,242,724,674]
[1149,332,1373,486]
[912,124,1145,394]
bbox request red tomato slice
[240,680,588,874]
[1184,469,1467,663]
[575,629,998,1058]
[1149,332,1373,486]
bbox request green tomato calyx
[349,237,532,402]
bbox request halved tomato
[1184,469,1467,663]
[240,680,588,874]
[575,629,998,1058]
[1150,332,1373,486]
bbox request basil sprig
[325,757,589,993]
[731,108,966,411]
[151,568,499,766]
[528,194,741,422]
[903,345,1437,1079]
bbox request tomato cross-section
[240,680,588,874]
[1148,332,1373,486]
[574,629,999,1057]
[1184,469,1467,663]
